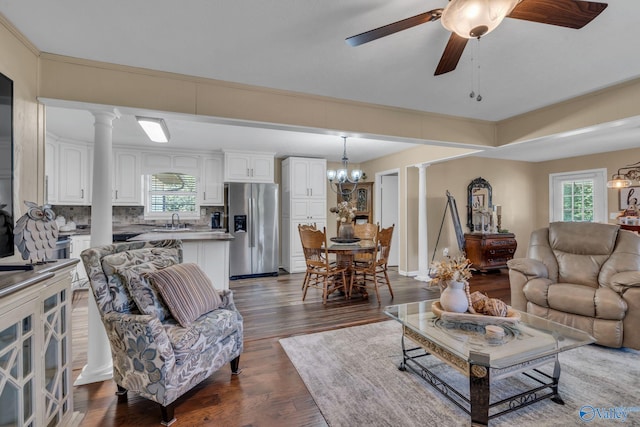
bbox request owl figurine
[13,201,59,263]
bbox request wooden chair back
[354,223,379,263]
[354,223,378,241]
[376,224,394,267]
[298,225,329,269]
[298,223,317,232]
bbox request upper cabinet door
[45,140,58,204]
[289,157,326,198]
[250,154,274,182]
[202,155,224,205]
[58,142,90,205]
[291,159,310,198]
[307,158,326,199]
[224,151,274,183]
[113,150,142,205]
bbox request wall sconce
[136,116,170,143]
[607,161,640,189]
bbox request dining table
[327,240,376,295]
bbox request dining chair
[349,224,395,304]
[298,223,318,289]
[298,225,348,304]
[353,222,379,266]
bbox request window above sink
[144,172,200,221]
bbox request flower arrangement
[429,255,473,292]
[330,201,356,223]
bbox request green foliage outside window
[148,173,197,213]
[562,180,594,222]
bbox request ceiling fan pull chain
[469,54,475,99]
[475,38,482,102]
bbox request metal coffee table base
[399,330,565,426]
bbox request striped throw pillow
[146,263,222,327]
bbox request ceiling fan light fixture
[441,0,521,39]
[136,116,170,143]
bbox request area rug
[279,321,640,427]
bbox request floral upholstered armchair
[81,240,243,425]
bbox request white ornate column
[74,110,119,385]
[414,163,431,282]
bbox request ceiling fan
[345,0,608,75]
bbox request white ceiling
[2,0,640,163]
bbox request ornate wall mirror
[467,177,492,232]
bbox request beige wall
[358,148,640,274]
[533,146,640,229]
[38,53,497,148]
[0,16,42,262]
[361,153,537,273]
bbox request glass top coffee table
[384,299,595,426]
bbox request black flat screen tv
[0,72,14,258]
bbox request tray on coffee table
[431,301,521,324]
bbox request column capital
[90,108,120,123]
[414,162,431,169]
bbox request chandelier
[326,136,362,198]
[607,161,640,189]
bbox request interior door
[380,174,399,266]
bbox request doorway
[375,169,399,266]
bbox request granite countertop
[59,224,229,237]
[129,230,234,241]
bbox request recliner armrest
[507,258,549,279]
[609,271,640,293]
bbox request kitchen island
[130,230,234,291]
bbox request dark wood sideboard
[464,232,517,272]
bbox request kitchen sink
[151,228,192,232]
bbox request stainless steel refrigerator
[227,183,279,279]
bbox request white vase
[440,280,469,313]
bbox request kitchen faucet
[171,213,180,229]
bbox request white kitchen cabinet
[45,138,59,204]
[113,149,142,205]
[201,155,224,205]
[281,157,327,273]
[223,150,274,183]
[290,157,326,199]
[58,141,91,205]
[141,152,200,174]
[291,199,326,220]
[181,239,230,290]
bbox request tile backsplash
[52,205,224,227]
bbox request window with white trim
[549,169,607,223]
[144,172,200,220]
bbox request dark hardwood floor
[72,268,510,426]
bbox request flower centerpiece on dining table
[429,255,473,313]
[330,200,357,239]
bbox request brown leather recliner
[507,222,640,350]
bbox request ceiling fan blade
[507,0,608,29]
[345,9,443,47]
[434,33,468,76]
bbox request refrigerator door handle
[248,197,256,248]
